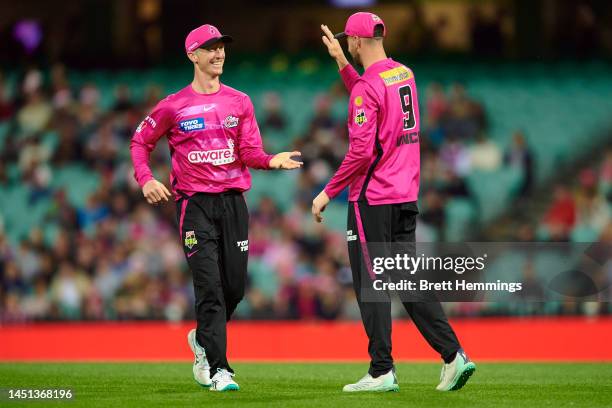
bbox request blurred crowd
[0,63,608,323]
[538,152,612,243]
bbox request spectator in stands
[50,64,72,111]
[49,261,91,319]
[261,92,286,131]
[541,185,576,241]
[504,130,535,197]
[446,83,484,140]
[251,195,282,227]
[574,169,611,238]
[439,135,470,176]
[424,82,448,146]
[17,89,51,135]
[599,149,612,200]
[113,84,133,113]
[20,277,52,320]
[77,83,102,133]
[468,132,501,172]
[77,193,110,232]
[0,71,14,121]
[53,114,84,165]
[86,116,121,170]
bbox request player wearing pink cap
[130,24,302,392]
[314,13,475,392]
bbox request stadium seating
[2,59,612,244]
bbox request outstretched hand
[321,24,349,70]
[269,151,303,170]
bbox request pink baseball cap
[334,12,386,39]
[185,24,233,54]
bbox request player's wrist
[322,187,334,201]
[140,176,155,189]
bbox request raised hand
[321,24,349,70]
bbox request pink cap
[334,12,386,39]
[184,24,233,54]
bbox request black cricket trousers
[347,200,461,377]
[176,191,249,375]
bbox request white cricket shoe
[343,369,399,392]
[436,349,476,391]
[210,368,240,392]
[187,329,211,387]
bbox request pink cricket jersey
[130,84,273,199]
[324,59,421,205]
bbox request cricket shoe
[436,349,476,391]
[342,369,399,392]
[187,329,211,387]
[210,368,240,392]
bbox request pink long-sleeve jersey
[324,59,421,205]
[130,84,273,199]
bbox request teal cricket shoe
[436,349,476,391]
[343,369,399,392]
[187,329,211,387]
[210,368,240,392]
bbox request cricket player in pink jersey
[130,24,301,392]
[313,13,475,392]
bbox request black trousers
[347,200,461,377]
[176,191,249,375]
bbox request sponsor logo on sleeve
[187,139,235,166]
[237,240,249,252]
[354,96,363,106]
[347,230,357,242]
[179,117,205,132]
[379,66,412,86]
[184,230,198,249]
[354,109,367,127]
[223,115,239,128]
[136,115,157,133]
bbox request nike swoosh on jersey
[187,249,200,258]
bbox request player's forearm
[335,56,350,71]
[324,154,369,199]
[339,64,360,93]
[130,141,155,187]
[241,147,274,170]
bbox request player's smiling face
[195,42,225,77]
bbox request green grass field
[1,362,611,407]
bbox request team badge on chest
[224,115,239,128]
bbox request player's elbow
[130,138,152,154]
[348,149,372,165]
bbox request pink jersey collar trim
[188,82,224,96]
